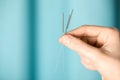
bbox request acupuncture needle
[62,10,74,72]
[54,13,65,72]
[54,10,74,72]
[65,9,74,33]
[62,12,65,72]
[62,12,64,33]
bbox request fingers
[58,33,120,79]
[67,25,109,37]
[59,34,106,65]
[58,25,120,80]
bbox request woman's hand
[59,25,120,80]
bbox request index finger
[67,25,109,37]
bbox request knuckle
[111,27,118,31]
[81,25,88,27]
[108,27,119,35]
[79,25,88,31]
[80,25,92,28]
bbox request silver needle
[62,12,64,33]
[65,9,74,33]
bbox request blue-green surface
[0,0,120,80]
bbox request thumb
[59,34,106,67]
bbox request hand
[59,25,120,80]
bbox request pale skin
[59,25,120,80]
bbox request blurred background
[0,0,120,80]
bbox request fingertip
[58,34,72,44]
[58,36,63,44]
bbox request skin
[59,25,120,80]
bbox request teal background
[0,0,120,80]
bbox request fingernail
[59,35,72,44]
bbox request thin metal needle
[65,9,74,33]
[54,10,74,72]
[62,13,64,33]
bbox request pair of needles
[62,9,74,34]
[54,10,74,72]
